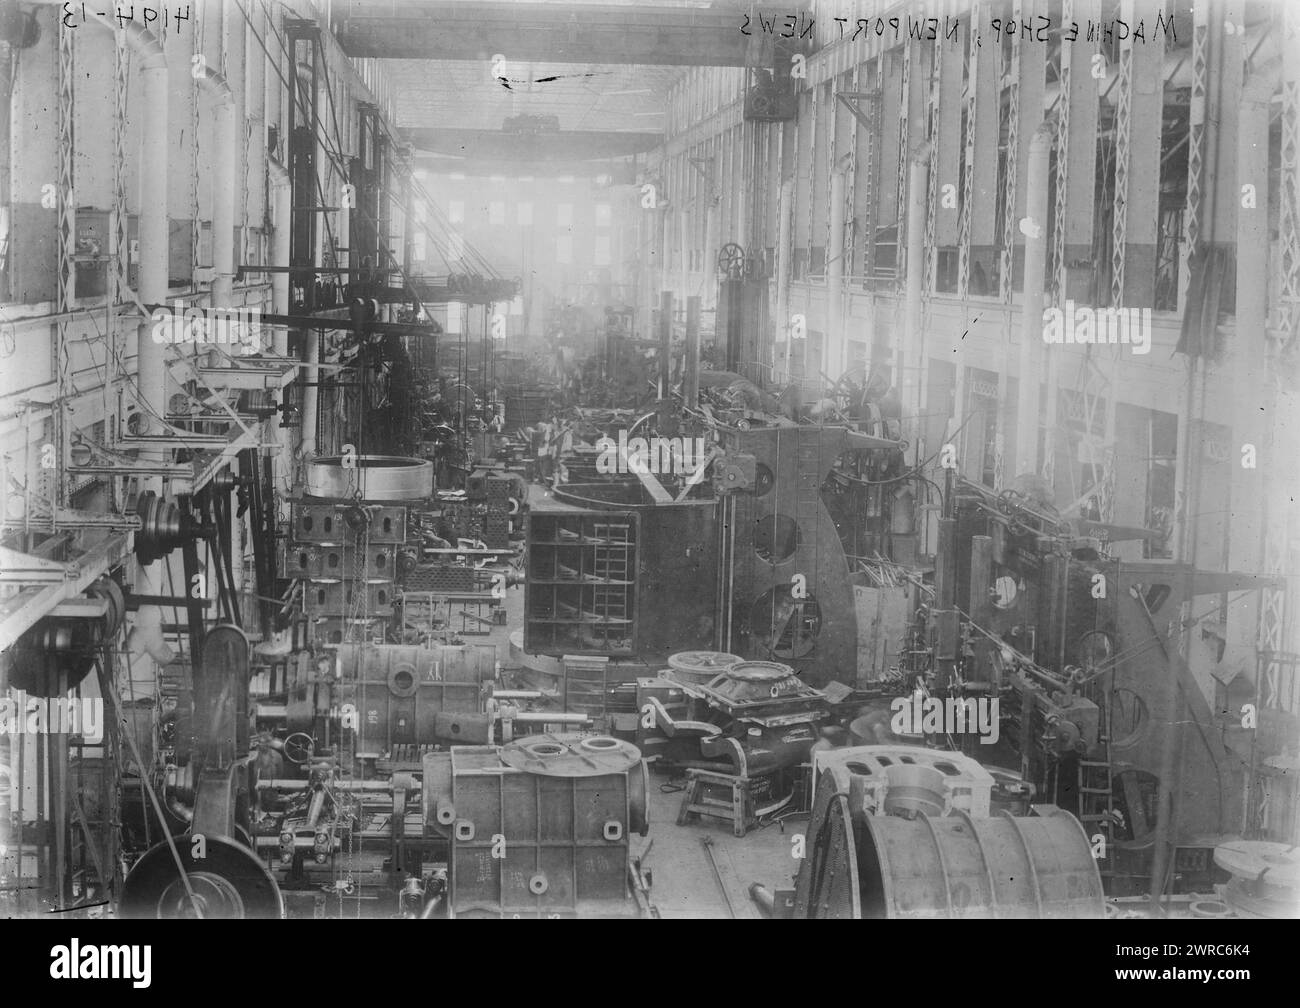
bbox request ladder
[562,655,610,722]
[1076,692,1118,879]
[792,434,823,533]
[591,521,632,649]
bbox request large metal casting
[422,733,651,918]
[793,746,1104,919]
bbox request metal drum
[305,455,433,501]
[795,763,1103,919]
[855,809,1103,918]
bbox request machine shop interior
[0,0,1298,921]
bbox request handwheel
[716,242,746,278]
[120,834,283,919]
[282,732,315,765]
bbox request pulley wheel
[121,834,283,919]
[87,576,125,638]
[134,491,183,565]
[4,619,97,696]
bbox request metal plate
[498,732,642,777]
[1214,840,1300,887]
[303,578,395,617]
[291,502,408,544]
[281,543,397,579]
[311,617,386,648]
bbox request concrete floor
[633,775,804,919]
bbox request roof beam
[403,128,662,161]
[415,158,639,181]
[334,3,788,66]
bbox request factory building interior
[0,0,1298,921]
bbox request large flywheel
[120,834,283,920]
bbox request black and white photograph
[0,0,1296,946]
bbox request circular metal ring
[387,663,418,698]
[527,743,565,756]
[282,732,315,765]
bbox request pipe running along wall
[268,158,292,353]
[827,169,846,379]
[266,157,294,540]
[1014,123,1053,478]
[776,177,794,378]
[193,67,237,311]
[902,147,928,460]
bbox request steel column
[1015,125,1053,479]
[112,27,128,306]
[957,3,999,299]
[1053,0,1100,305]
[1180,2,1210,310]
[1230,74,1271,587]
[1112,0,1165,308]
